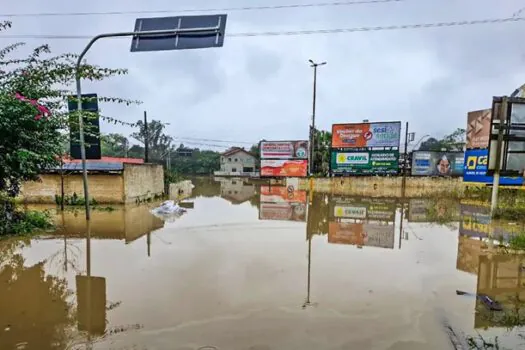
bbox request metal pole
[74,26,221,221]
[310,65,317,176]
[402,122,409,197]
[75,74,91,220]
[491,97,508,215]
[144,111,149,163]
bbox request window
[228,157,232,162]
[234,158,238,162]
[232,168,237,172]
[243,167,253,173]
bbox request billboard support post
[308,60,326,176]
[490,96,508,216]
[144,111,149,163]
[402,122,409,197]
[74,15,227,221]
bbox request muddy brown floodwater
[1,177,525,350]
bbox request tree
[312,129,331,176]
[130,119,173,161]
[418,128,466,152]
[101,133,129,157]
[0,21,134,234]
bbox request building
[214,147,259,177]
[19,157,164,204]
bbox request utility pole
[144,111,149,163]
[491,96,508,215]
[402,122,409,197]
[308,59,326,176]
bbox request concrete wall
[20,163,164,204]
[123,163,164,203]
[169,180,194,200]
[20,173,124,204]
[298,176,465,198]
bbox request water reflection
[456,204,525,331]
[7,180,525,348]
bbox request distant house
[214,147,259,177]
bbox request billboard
[330,150,399,175]
[260,141,308,159]
[68,93,101,160]
[466,109,491,149]
[463,149,524,185]
[260,159,308,177]
[328,222,395,249]
[411,151,464,176]
[331,122,401,149]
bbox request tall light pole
[308,59,326,176]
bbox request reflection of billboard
[260,186,307,203]
[331,122,401,148]
[259,202,306,221]
[328,222,395,249]
[466,109,491,149]
[331,150,399,175]
[407,198,460,222]
[259,186,307,222]
[459,204,518,240]
[330,197,396,221]
[260,141,308,159]
[260,159,307,177]
[411,151,464,176]
[463,149,523,185]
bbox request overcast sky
[2,0,525,150]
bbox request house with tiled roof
[214,147,259,177]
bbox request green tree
[418,128,466,152]
[100,133,129,157]
[130,119,173,161]
[312,129,332,176]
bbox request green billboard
[330,150,399,175]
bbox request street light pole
[74,26,220,221]
[308,59,326,176]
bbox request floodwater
[2,177,525,350]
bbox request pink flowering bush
[0,21,133,234]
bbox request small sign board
[130,14,227,52]
[68,93,101,160]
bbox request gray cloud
[2,0,525,148]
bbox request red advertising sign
[331,122,401,148]
[260,159,308,177]
[260,186,307,203]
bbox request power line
[1,16,523,40]
[0,0,403,18]
[174,136,254,145]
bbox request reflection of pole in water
[147,232,151,257]
[303,184,314,309]
[86,219,92,349]
[303,235,312,309]
[398,200,405,250]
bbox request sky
[1,0,525,151]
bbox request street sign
[408,132,416,142]
[487,96,525,176]
[130,14,227,52]
[68,93,101,160]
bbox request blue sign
[463,149,523,185]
